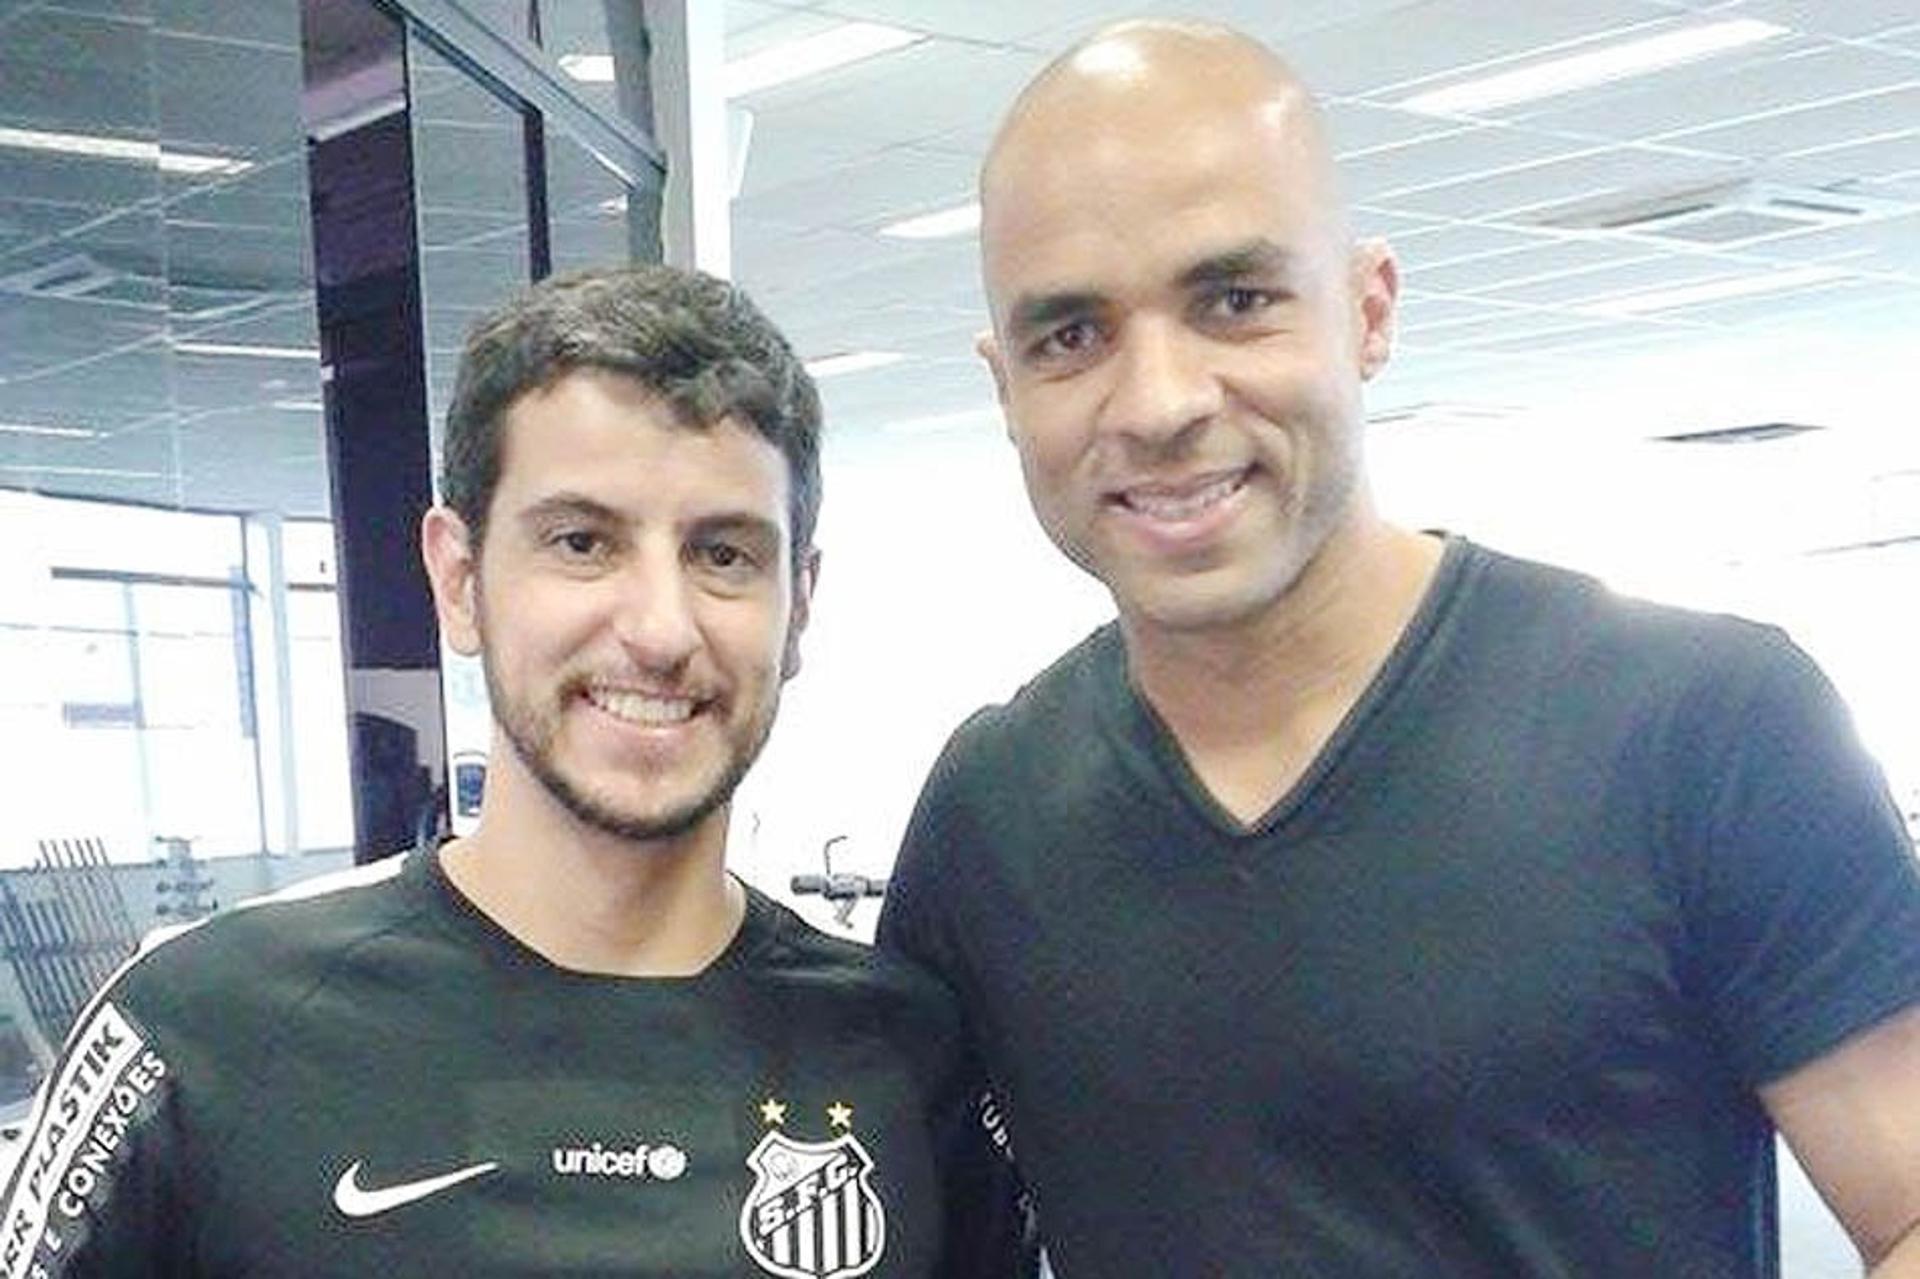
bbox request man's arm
[926,1082,1037,1279]
[1763,1003,1920,1275]
[0,996,182,1277]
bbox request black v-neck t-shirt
[882,538,1920,1277]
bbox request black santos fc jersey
[0,849,1025,1278]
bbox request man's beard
[482,653,774,844]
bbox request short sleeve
[0,994,184,1277]
[1679,630,1920,1085]
[924,1077,1036,1279]
[879,712,991,986]
[882,717,1035,1278]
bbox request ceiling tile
[1737,1,1920,41]
[723,4,847,58]
[1350,207,1454,240]
[725,1,801,38]
[1019,0,1426,52]
[1515,44,1919,143]
[1438,317,1660,354]
[734,114,887,201]
[1384,146,1749,220]
[1325,103,1468,158]
[733,145,977,233]
[1409,237,1655,293]
[1284,0,1685,97]
[1390,224,1569,266]
[1665,84,1920,159]
[1740,210,1920,275]
[1771,131,1920,187]
[1341,127,1581,203]
[738,40,1046,152]
[1674,278,1916,331]
[1478,253,1772,306]
[161,0,300,47]
[1394,292,1533,331]
[810,0,1120,46]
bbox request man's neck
[1121,517,1445,823]
[441,760,745,977]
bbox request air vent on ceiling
[1529,181,1909,247]
[0,253,119,297]
[0,253,160,306]
[1367,402,1528,430]
[1653,421,1824,445]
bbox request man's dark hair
[441,265,822,558]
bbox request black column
[301,0,445,860]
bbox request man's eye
[1032,319,1100,362]
[693,540,756,574]
[551,530,604,557]
[1209,286,1274,318]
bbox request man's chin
[532,760,735,846]
[568,788,729,845]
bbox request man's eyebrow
[1006,290,1104,340]
[688,511,783,547]
[1177,240,1299,289]
[517,493,620,526]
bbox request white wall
[729,329,1920,937]
[729,411,1109,933]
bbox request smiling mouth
[1111,469,1249,522]
[582,685,701,726]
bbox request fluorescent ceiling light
[563,22,924,98]
[0,421,99,439]
[0,125,251,176]
[1397,19,1789,116]
[269,399,326,412]
[725,22,923,97]
[160,151,252,177]
[804,351,905,379]
[559,54,613,82]
[172,341,319,360]
[880,202,980,240]
[1587,265,1847,316]
[0,464,164,479]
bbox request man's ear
[1351,237,1399,382]
[781,545,822,681]
[420,505,482,656]
[976,329,1015,440]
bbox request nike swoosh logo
[332,1159,499,1218]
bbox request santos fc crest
[738,1118,885,1279]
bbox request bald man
[878,20,1920,1278]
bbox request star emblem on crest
[826,1102,853,1129]
[760,1097,788,1126]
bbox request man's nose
[1098,315,1223,448]
[609,551,701,673]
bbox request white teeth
[586,687,696,725]
[1122,472,1242,521]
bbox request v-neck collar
[1102,535,1475,840]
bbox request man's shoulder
[111,853,419,1025]
[746,889,965,1034]
[937,621,1120,771]
[750,890,955,1002]
[1459,539,1792,684]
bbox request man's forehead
[985,25,1306,169]
[984,92,1324,248]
